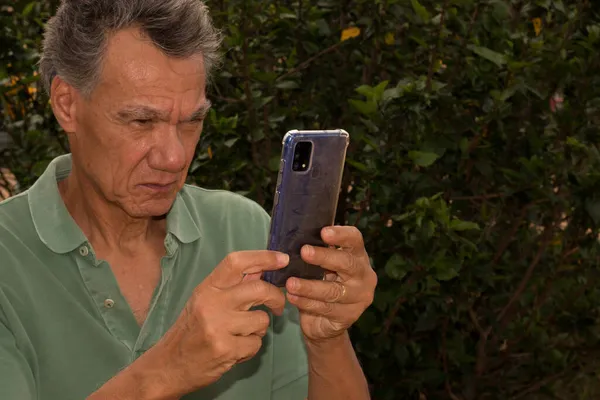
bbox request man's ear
[50,76,78,134]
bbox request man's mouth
[140,182,177,193]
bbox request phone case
[262,129,349,287]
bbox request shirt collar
[28,154,201,254]
[167,190,201,244]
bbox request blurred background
[1,0,600,399]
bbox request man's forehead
[114,99,212,121]
[101,27,206,90]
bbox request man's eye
[184,119,203,125]
[132,119,153,126]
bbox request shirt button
[104,299,115,308]
[79,245,89,257]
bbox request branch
[441,318,463,400]
[491,204,532,265]
[426,0,450,92]
[511,349,600,399]
[469,307,492,377]
[561,246,579,260]
[382,272,420,334]
[451,193,507,201]
[496,227,554,326]
[448,2,482,86]
[276,41,345,82]
[352,187,371,227]
[510,368,569,400]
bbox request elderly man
[0,0,377,399]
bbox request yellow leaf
[532,18,542,36]
[341,27,360,42]
[384,33,395,45]
[208,146,213,160]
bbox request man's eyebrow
[181,100,212,123]
[115,106,170,122]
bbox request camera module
[292,141,312,172]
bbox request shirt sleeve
[0,318,36,399]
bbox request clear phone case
[262,130,349,287]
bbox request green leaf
[421,220,436,238]
[383,87,402,101]
[525,85,544,99]
[409,35,428,48]
[223,138,238,148]
[22,2,36,17]
[566,136,586,149]
[498,85,520,102]
[346,158,369,172]
[359,117,380,133]
[355,85,374,97]
[430,80,447,92]
[348,99,377,116]
[315,19,331,36]
[467,45,507,67]
[435,267,459,281]
[411,0,431,22]
[384,254,409,280]
[276,81,299,90]
[258,96,274,108]
[450,219,480,231]
[372,81,389,100]
[408,151,440,167]
[280,12,297,19]
[393,211,416,222]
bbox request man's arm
[306,332,370,400]
[87,344,183,400]
[281,226,378,400]
[88,250,289,399]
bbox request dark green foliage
[2,0,600,398]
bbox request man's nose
[148,125,187,173]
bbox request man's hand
[284,226,377,342]
[89,250,289,400]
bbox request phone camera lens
[292,141,312,172]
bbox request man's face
[70,28,208,217]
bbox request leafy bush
[2,0,600,399]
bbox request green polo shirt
[0,154,308,400]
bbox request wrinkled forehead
[98,27,206,96]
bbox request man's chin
[128,197,177,219]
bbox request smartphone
[262,129,349,287]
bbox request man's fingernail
[277,253,290,265]
[323,227,334,236]
[304,245,314,256]
[288,278,298,290]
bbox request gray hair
[39,0,222,96]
